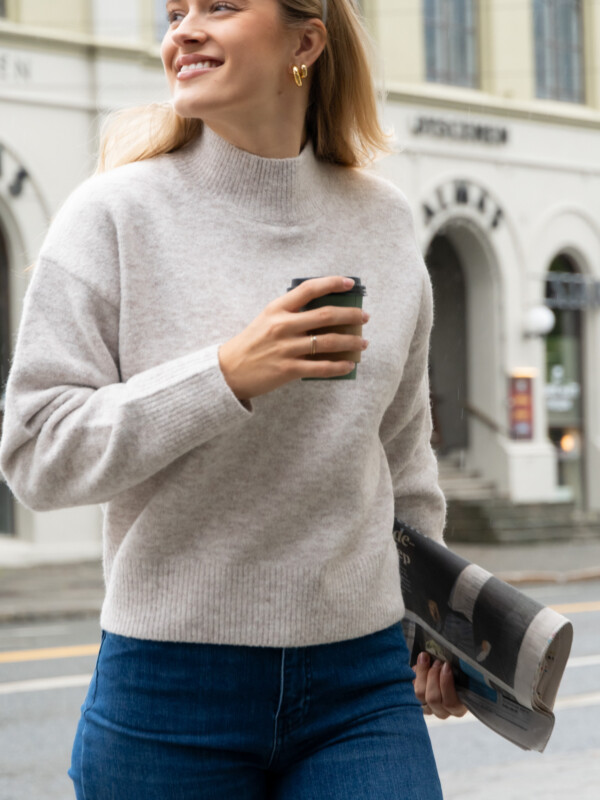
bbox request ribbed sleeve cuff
[121,343,253,458]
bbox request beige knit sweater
[0,125,445,646]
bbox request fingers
[425,661,450,719]
[289,331,368,360]
[413,653,468,720]
[219,275,368,400]
[412,651,431,712]
[439,662,468,717]
[269,275,369,356]
[278,276,356,313]
[288,305,369,336]
[295,357,358,380]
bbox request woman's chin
[171,96,204,121]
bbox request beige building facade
[0,0,169,560]
[1,1,600,559]
[368,0,600,514]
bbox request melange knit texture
[0,125,446,647]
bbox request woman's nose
[170,15,209,46]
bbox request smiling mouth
[178,61,223,76]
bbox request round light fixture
[524,306,556,337]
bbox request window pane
[424,0,477,87]
[424,0,443,82]
[453,0,467,30]
[155,0,169,42]
[424,0,438,20]
[425,23,438,81]
[534,0,547,96]
[534,0,583,102]
[450,0,475,87]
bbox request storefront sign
[545,380,580,413]
[0,144,29,198]
[509,374,534,440]
[411,116,509,145]
[546,273,600,310]
[423,180,504,231]
[545,365,581,415]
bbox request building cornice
[0,20,163,64]
[386,82,600,130]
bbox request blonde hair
[97,0,389,173]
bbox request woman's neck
[202,118,306,159]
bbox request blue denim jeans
[69,622,443,799]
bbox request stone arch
[422,211,507,486]
[530,207,600,510]
[0,140,50,536]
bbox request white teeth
[179,62,221,73]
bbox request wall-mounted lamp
[523,306,556,338]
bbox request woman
[0,0,466,797]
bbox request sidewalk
[1,539,600,624]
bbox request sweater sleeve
[0,205,253,513]
[379,270,446,542]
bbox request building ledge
[385,81,600,130]
[0,19,162,63]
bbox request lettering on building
[0,51,32,83]
[411,116,509,145]
[422,180,504,231]
[0,145,29,199]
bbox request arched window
[424,0,479,88]
[0,227,14,534]
[534,0,584,103]
[545,254,586,507]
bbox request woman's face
[161,0,299,126]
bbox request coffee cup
[287,277,367,381]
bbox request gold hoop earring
[292,64,308,88]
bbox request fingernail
[417,652,429,666]
[361,339,369,350]
[442,662,451,675]
[362,311,370,321]
[343,278,355,288]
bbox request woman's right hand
[218,276,370,402]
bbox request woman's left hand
[413,652,468,719]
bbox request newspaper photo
[393,519,573,752]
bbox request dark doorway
[425,234,469,455]
[545,254,586,508]
[1,227,14,534]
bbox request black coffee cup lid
[287,277,366,296]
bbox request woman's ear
[291,20,327,69]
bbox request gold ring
[310,334,317,356]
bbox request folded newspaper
[394,519,573,752]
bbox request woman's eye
[167,4,234,24]
[167,11,185,25]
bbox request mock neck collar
[176,124,327,225]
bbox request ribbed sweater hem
[100,539,405,648]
